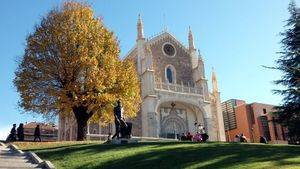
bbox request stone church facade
[58,15,226,141]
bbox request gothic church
[58,15,226,141]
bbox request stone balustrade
[155,82,203,95]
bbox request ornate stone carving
[160,106,187,138]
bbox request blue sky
[0,0,297,139]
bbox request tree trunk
[73,106,91,141]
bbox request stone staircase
[0,143,43,169]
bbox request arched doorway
[160,111,187,138]
[157,101,205,138]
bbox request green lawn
[15,141,300,169]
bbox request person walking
[17,123,24,141]
[34,125,41,142]
[6,124,17,142]
[112,100,123,139]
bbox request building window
[221,100,237,131]
[165,65,176,83]
[260,116,271,141]
[166,68,173,83]
[272,117,279,140]
[162,42,176,57]
[263,108,267,114]
[249,105,255,124]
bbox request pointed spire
[163,13,167,32]
[188,26,195,51]
[212,67,219,93]
[137,14,144,40]
[198,49,203,61]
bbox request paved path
[0,143,42,169]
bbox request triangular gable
[146,31,190,54]
[124,31,190,59]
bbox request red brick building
[222,99,287,144]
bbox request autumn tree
[14,2,141,141]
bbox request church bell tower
[136,14,159,138]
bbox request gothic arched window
[167,68,173,83]
[165,65,176,84]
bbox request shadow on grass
[34,142,300,169]
[23,143,99,152]
[33,141,182,156]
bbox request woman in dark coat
[6,124,17,142]
[34,125,41,142]
[17,123,24,141]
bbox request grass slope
[15,141,300,169]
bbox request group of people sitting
[234,134,268,144]
[180,123,209,142]
[6,123,41,142]
[259,136,268,144]
[180,132,209,142]
[180,132,193,141]
[234,133,248,143]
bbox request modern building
[222,99,245,133]
[58,15,226,141]
[222,100,287,144]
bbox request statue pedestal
[111,138,139,144]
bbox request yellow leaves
[15,1,141,124]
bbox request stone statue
[112,100,132,139]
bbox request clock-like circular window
[162,43,176,57]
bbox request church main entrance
[160,116,187,138]
[159,102,188,138]
[158,101,205,139]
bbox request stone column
[58,114,62,141]
[202,104,218,141]
[64,118,67,141]
[214,93,226,141]
[141,96,159,137]
[204,117,218,141]
[98,121,101,135]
